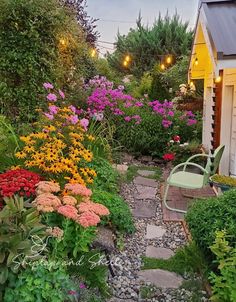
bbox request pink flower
[78,201,110,216]
[34,193,62,212]
[167,110,174,117]
[43,82,54,89]
[69,115,79,125]
[124,116,132,122]
[78,211,101,227]
[47,227,64,239]
[47,93,57,102]
[57,205,79,221]
[49,105,58,115]
[65,183,92,197]
[44,113,54,120]
[59,89,65,99]
[135,102,143,107]
[173,135,181,142]
[79,283,86,289]
[62,195,77,206]
[187,119,197,126]
[68,290,77,296]
[36,181,61,195]
[69,105,76,113]
[80,118,89,130]
[163,153,175,161]
[162,119,172,128]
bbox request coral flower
[43,82,54,89]
[59,89,65,99]
[78,201,110,216]
[36,181,61,195]
[57,205,79,221]
[78,211,100,227]
[65,183,92,197]
[62,195,77,206]
[34,193,62,212]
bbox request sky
[86,0,199,56]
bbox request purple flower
[47,93,57,102]
[79,283,86,289]
[187,119,197,126]
[59,89,65,99]
[69,105,76,113]
[69,115,79,125]
[124,102,133,108]
[44,113,54,120]
[167,110,174,117]
[80,118,89,130]
[124,116,132,122]
[186,111,195,118]
[43,82,54,89]
[135,102,143,107]
[162,119,172,128]
[49,105,58,115]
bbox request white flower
[169,140,174,143]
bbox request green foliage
[0,0,95,122]
[0,115,21,172]
[89,157,119,193]
[142,242,207,276]
[0,196,46,286]
[108,12,193,77]
[92,189,135,234]
[149,65,171,100]
[95,58,122,85]
[4,264,77,302]
[125,73,153,99]
[69,250,111,298]
[45,214,96,259]
[185,190,236,259]
[209,230,236,302]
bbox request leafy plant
[92,189,135,234]
[209,230,236,302]
[4,264,77,302]
[0,195,46,285]
[142,242,208,276]
[185,189,236,259]
[211,174,236,187]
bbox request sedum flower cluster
[33,181,109,228]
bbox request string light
[194,58,199,66]
[215,76,222,83]
[59,38,67,47]
[123,60,128,67]
[91,49,96,57]
[166,56,172,64]
[160,63,165,70]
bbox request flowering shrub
[0,169,41,199]
[33,181,109,228]
[163,153,175,161]
[86,75,142,124]
[15,85,96,185]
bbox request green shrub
[0,0,95,123]
[4,264,77,302]
[89,157,119,193]
[185,190,236,259]
[92,189,135,234]
[209,230,236,302]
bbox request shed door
[229,87,236,175]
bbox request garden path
[108,160,209,302]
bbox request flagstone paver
[132,200,157,218]
[134,185,157,200]
[133,176,157,187]
[145,246,174,259]
[138,269,183,289]
[146,224,166,239]
[137,170,156,177]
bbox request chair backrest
[203,145,225,184]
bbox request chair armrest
[183,153,210,171]
[169,162,209,179]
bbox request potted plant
[210,174,236,192]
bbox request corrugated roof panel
[202,1,236,57]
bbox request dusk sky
[87,0,199,55]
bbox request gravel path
[107,164,209,302]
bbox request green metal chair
[163,145,225,213]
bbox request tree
[60,0,99,45]
[107,12,193,78]
[0,0,96,123]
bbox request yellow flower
[15,151,27,159]
[20,135,35,145]
[87,135,95,141]
[32,132,48,140]
[24,146,35,153]
[69,132,84,140]
[44,125,56,132]
[10,165,21,170]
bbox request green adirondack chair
[163,145,225,213]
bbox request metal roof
[199,0,236,58]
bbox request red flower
[173,135,180,142]
[163,153,175,161]
[0,169,41,201]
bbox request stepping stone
[138,269,183,289]
[135,185,157,200]
[113,164,128,174]
[146,224,166,239]
[145,246,174,259]
[132,200,157,218]
[134,176,157,187]
[138,170,155,177]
